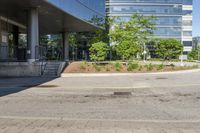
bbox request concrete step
[42,74,57,77]
[46,63,61,65]
[43,72,57,74]
[44,68,58,70]
[45,63,60,66]
[43,70,57,72]
[45,65,60,68]
[42,62,61,77]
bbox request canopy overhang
[0,0,101,34]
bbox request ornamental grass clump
[145,63,154,71]
[127,61,139,71]
[156,64,164,71]
[114,62,123,72]
[80,61,87,70]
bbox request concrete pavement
[0,117,200,133]
[1,70,200,132]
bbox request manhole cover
[114,91,132,96]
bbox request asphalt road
[1,70,200,132]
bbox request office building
[0,0,105,76]
[106,0,193,54]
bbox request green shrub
[145,63,154,71]
[93,64,101,72]
[89,42,109,62]
[80,61,87,70]
[114,62,123,71]
[156,64,164,70]
[138,65,143,71]
[127,61,139,71]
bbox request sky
[193,0,200,37]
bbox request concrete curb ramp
[61,69,200,77]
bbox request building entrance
[45,45,63,61]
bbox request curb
[61,69,200,77]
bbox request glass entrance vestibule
[0,18,27,62]
[0,17,65,62]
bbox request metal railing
[35,45,48,75]
[35,45,47,61]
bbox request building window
[183,41,192,46]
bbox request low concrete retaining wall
[0,62,42,77]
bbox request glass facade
[106,0,193,48]
[108,0,192,4]
[48,0,105,26]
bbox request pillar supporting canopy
[27,8,39,63]
[62,32,69,62]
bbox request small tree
[89,42,109,62]
[116,41,141,60]
[188,45,200,60]
[68,33,78,60]
[154,38,183,60]
[109,14,156,60]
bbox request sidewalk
[0,117,200,133]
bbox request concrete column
[13,26,19,60]
[62,32,69,62]
[27,8,39,63]
[0,20,1,44]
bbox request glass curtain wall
[48,0,105,26]
[107,0,193,41]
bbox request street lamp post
[143,43,147,62]
[180,51,184,66]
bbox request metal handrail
[35,45,48,75]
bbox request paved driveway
[1,71,200,132]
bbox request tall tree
[89,16,115,45]
[109,13,155,60]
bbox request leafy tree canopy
[153,38,183,60]
[188,45,200,60]
[116,41,141,60]
[68,32,78,47]
[109,13,156,60]
[89,17,116,44]
[89,42,109,61]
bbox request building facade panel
[106,0,193,53]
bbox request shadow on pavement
[0,77,57,97]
